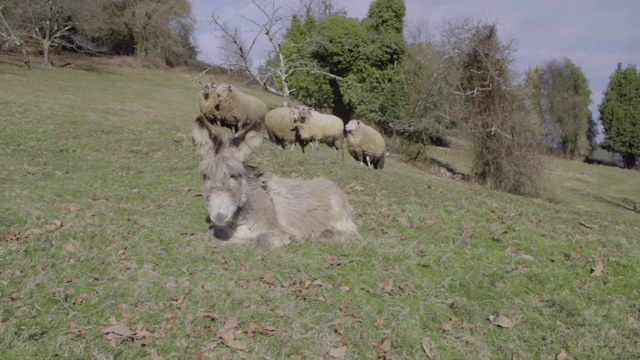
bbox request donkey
[192,115,360,249]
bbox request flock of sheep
[198,81,386,169]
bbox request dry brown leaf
[374,316,385,329]
[222,316,240,330]
[557,349,572,360]
[328,346,347,358]
[103,323,134,336]
[379,278,395,294]
[491,230,508,240]
[374,337,392,355]
[591,257,604,277]
[57,203,81,211]
[421,337,434,360]
[272,308,285,318]
[103,323,135,346]
[489,314,514,328]
[74,294,89,305]
[217,328,248,352]
[192,350,206,360]
[45,219,63,232]
[440,317,460,332]
[165,278,178,289]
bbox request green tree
[281,15,334,109]
[599,63,640,169]
[294,0,408,124]
[525,58,592,158]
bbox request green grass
[1,61,639,359]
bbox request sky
[190,0,640,135]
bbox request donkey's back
[264,176,360,242]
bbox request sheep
[215,83,268,133]
[198,81,220,126]
[293,106,345,161]
[264,106,302,150]
[344,119,386,169]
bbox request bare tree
[0,4,30,68]
[210,0,341,102]
[291,0,346,22]
[6,0,109,65]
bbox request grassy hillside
[1,59,639,359]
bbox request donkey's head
[192,116,263,227]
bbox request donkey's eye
[230,174,241,180]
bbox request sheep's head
[345,119,361,133]
[215,83,233,100]
[199,81,217,99]
[192,116,263,227]
[295,106,314,121]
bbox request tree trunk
[43,40,51,65]
[20,42,30,69]
[622,153,637,169]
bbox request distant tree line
[209,0,640,197]
[0,0,197,66]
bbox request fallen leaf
[374,337,392,355]
[222,316,240,330]
[374,316,385,329]
[45,220,63,232]
[379,278,395,294]
[103,323,134,337]
[440,317,460,332]
[74,294,89,305]
[328,346,347,358]
[557,349,572,360]
[217,328,248,352]
[421,337,434,360]
[57,203,81,211]
[491,230,508,240]
[489,314,514,328]
[165,278,178,289]
[103,323,135,346]
[591,257,604,277]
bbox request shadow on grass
[571,188,640,214]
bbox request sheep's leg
[366,155,373,168]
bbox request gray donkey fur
[192,115,360,249]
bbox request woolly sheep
[198,81,220,126]
[215,84,268,133]
[344,119,385,169]
[293,106,345,161]
[264,106,302,150]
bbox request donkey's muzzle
[211,212,230,226]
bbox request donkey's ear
[192,115,224,156]
[230,121,264,160]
